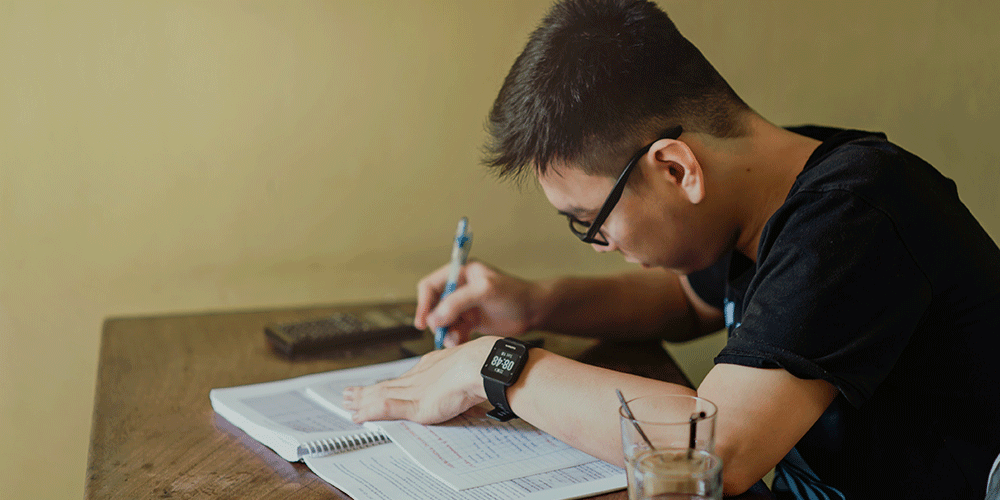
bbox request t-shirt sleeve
[714,189,932,408]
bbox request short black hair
[483,0,750,181]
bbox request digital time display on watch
[490,352,516,371]
[480,339,529,386]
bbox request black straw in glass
[687,411,707,458]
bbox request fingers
[345,393,416,423]
[341,354,440,421]
[415,263,456,329]
[342,339,494,426]
[417,260,524,336]
[443,328,471,348]
[426,279,482,331]
[343,384,411,421]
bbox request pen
[434,217,472,349]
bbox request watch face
[480,339,528,386]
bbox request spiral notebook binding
[299,431,389,458]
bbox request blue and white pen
[434,217,472,349]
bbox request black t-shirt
[687,126,1000,499]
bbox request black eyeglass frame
[568,125,684,245]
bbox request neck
[694,116,821,261]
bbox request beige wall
[1,1,997,497]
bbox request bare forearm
[503,347,695,465]
[347,335,832,497]
[529,269,704,341]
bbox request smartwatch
[480,337,532,422]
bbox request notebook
[210,358,626,500]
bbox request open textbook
[210,358,626,500]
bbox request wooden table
[86,301,769,499]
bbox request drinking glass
[619,394,717,500]
[632,448,723,500]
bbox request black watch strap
[484,377,517,422]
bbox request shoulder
[795,128,938,191]
[767,127,963,253]
[789,127,956,205]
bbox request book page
[214,357,625,499]
[304,442,625,500]
[372,405,598,490]
[305,358,602,490]
[240,390,362,434]
[304,357,420,420]
[211,369,387,461]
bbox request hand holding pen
[433,217,472,349]
[414,225,539,346]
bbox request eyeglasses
[567,125,683,246]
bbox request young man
[343,1,1000,497]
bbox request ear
[647,138,705,204]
